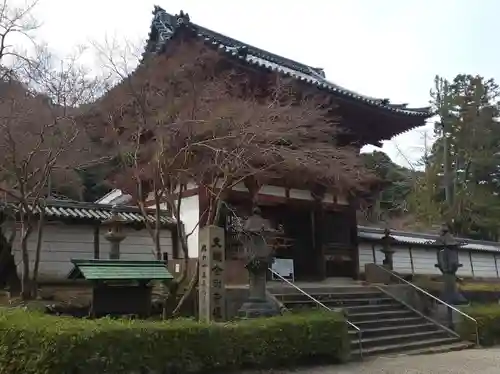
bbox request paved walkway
[243,348,500,373]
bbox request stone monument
[237,207,280,319]
[198,225,226,322]
[103,206,127,259]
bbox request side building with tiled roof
[1,200,178,282]
[358,226,500,279]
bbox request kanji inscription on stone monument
[198,225,226,322]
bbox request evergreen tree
[410,74,500,240]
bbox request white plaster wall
[457,251,473,277]
[178,195,200,258]
[373,246,384,265]
[289,188,312,200]
[13,224,95,278]
[12,223,173,279]
[470,252,497,278]
[260,185,286,197]
[405,247,440,275]
[98,227,172,261]
[358,243,375,272]
[357,240,500,279]
[392,247,412,274]
[358,244,412,274]
[151,192,199,258]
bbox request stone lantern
[434,224,467,306]
[103,206,127,260]
[380,227,396,271]
[237,207,280,318]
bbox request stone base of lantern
[237,298,281,319]
[435,303,470,330]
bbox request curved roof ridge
[145,6,431,118]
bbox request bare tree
[82,40,376,316]
[0,0,40,81]
[0,1,106,299]
[0,75,93,298]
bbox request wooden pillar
[171,224,180,259]
[311,187,326,281]
[348,197,360,280]
[409,246,415,274]
[93,225,100,259]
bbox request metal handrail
[376,265,480,346]
[268,268,363,358]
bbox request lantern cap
[102,205,126,226]
[243,206,274,233]
[434,223,460,247]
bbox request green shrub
[459,304,500,346]
[0,309,349,374]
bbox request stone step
[281,299,399,312]
[353,316,427,329]
[343,303,406,314]
[383,341,475,357]
[350,330,450,349]
[282,302,406,315]
[271,288,382,297]
[349,322,438,338]
[347,309,416,322]
[275,293,387,305]
[351,336,461,357]
[277,295,395,306]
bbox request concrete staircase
[271,285,474,357]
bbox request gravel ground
[241,348,500,374]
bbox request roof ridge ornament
[175,10,190,26]
[153,5,165,14]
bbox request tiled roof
[145,7,432,118]
[68,259,174,281]
[358,226,500,253]
[3,200,175,226]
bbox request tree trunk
[31,210,45,298]
[20,223,32,300]
[0,228,20,296]
[172,260,198,317]
[172,198,223,316]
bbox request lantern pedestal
[236,207,281,319]
[435,302,469,330]
[237,258,280,319]
[441,273,467,305]
[433,224,468,329]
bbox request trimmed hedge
[0,309,349,374]
[459,304,500,346]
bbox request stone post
[380,227,396,271]
[198,225,226,322]
[103,206,126,259]
[434,224,468,328]
[237,207,280,319]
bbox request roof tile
[69,259,174,281]
[146,7,432,118]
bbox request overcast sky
[19,0,500,167]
